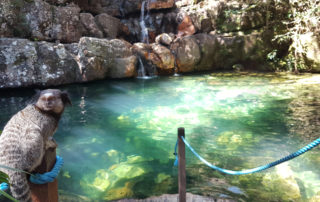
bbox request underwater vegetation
[0,72,320,201]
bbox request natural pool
[0,72,320,201]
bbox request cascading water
[137,0,157,79]
[140,0,150,43]
[137,57,147,79]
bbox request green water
[1,72,320,201]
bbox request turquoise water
[1,72,320,201]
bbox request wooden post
[29,148,58,202]
[178,127,186,202]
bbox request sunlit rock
[217,131,242,144]
[105,182,134,200]
[92,169,111,191]
[155,33,174,46]
[148,0,175,10]
[176,13,196,37]
[261,163,301,201]
[177,0,223,33]
[155,173,171,184]
[294,33,320,73]
[111,164,145,179]
[62,171,71,179]
[78,37,137,80]
[151,44,175,74]
[310,192,320,202]
[126,155,145,164]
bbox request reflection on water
[0,72,320,201]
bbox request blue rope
[29,155,64,184]
[0,156,63,195]
[174,137,320,175]
[0,182,8,192]
[173,141,178,166]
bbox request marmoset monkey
[0,89,71,202]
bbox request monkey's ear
[61,91,72,106]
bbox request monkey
[0,89,71,202]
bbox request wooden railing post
[178,127,186,202]
[29,148,58,202]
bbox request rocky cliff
[0,0,319,88]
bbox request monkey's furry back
[0,104,58,202]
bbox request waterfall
[137,57,146,78]
[137,0,157,79]
[140,0,149,44]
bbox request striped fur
[0,89,70,202]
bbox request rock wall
[0,0,319,88]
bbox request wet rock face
[121,11,177,43]
[132,42,175,76]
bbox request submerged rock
[261,163,301,201]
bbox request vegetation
[268,0,320,72]
[0,131,18,202]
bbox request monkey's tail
[8,171,32,202]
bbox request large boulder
[77,37,137,80]
[95,13,121,39]
[216,2,266,33]
[151,44,175,74]
[0,38,81,88]
[132,42,175,75]
[155,33,174,46]
[295,33,320,72]
[131,43,159,76]
[214,32,272,70]
[170,35,201,72]
[193,34,219,71]
[0,0,83,43]
[23,0,82,43]
[178,0,224,33]
[80,13,104,38]
[0,0,17,37]
[176,12,196,37]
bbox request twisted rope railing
[174,135,320,175]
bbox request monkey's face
[35,89,71,114]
